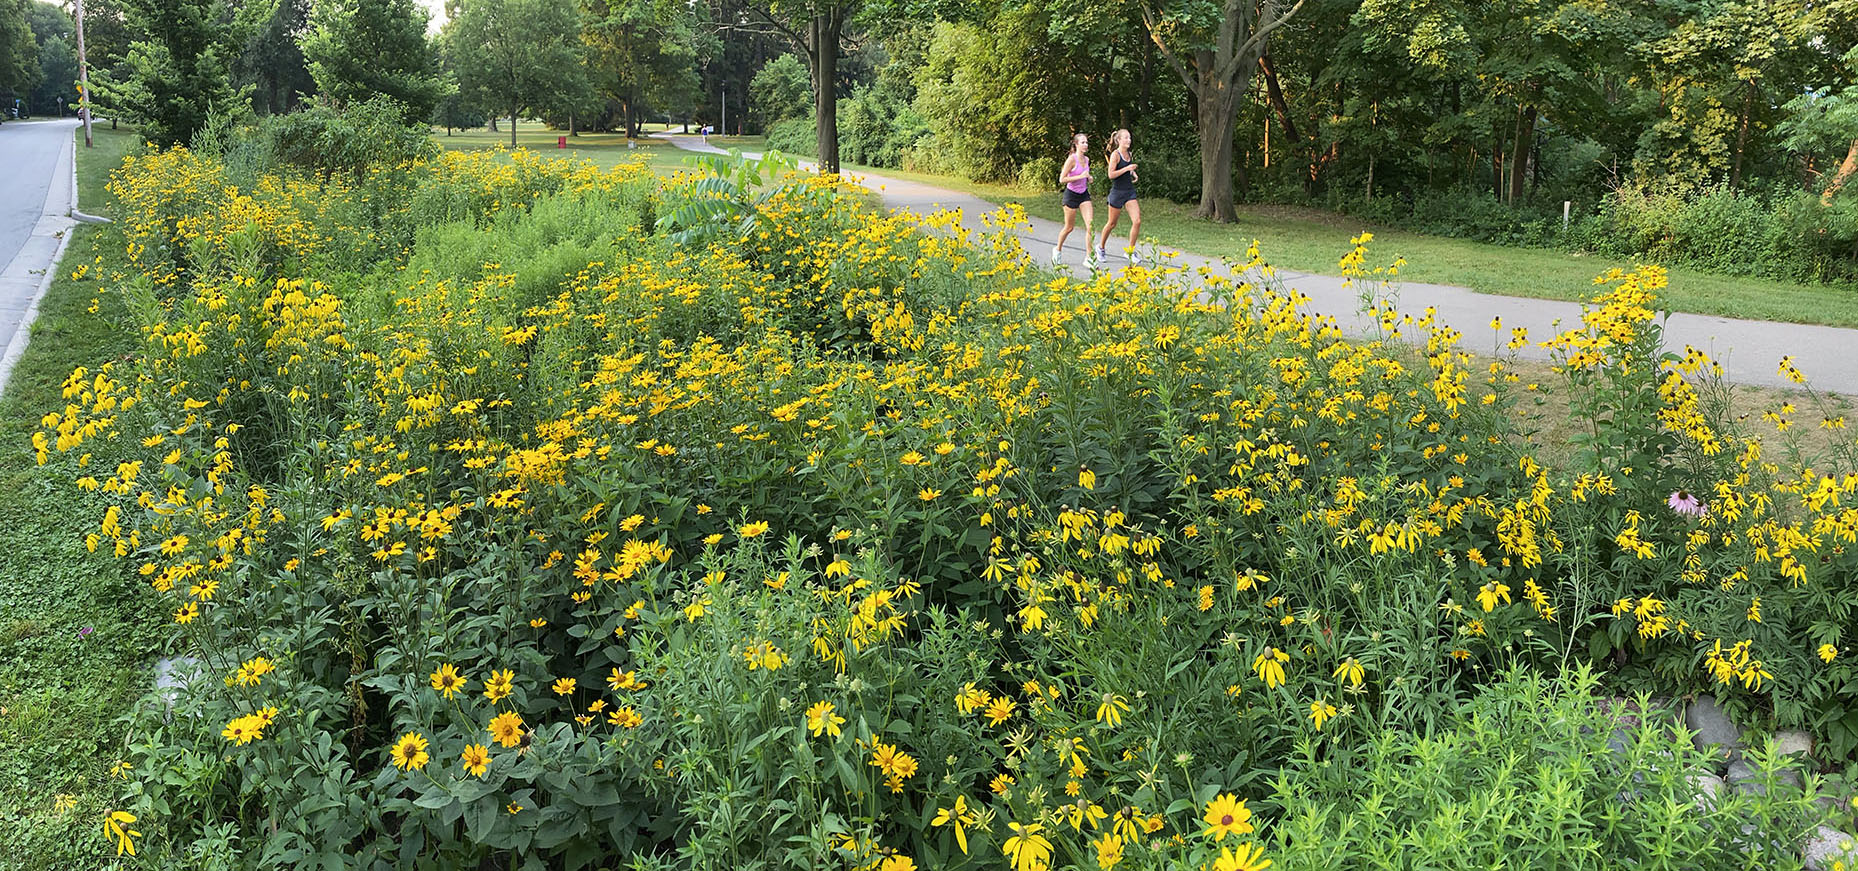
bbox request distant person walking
[1052,133,1095,266]
[1096,129,1142,264]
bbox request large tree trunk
[1195,78,1241,221]
[1509,104,1536,204]
[809,10,843,173]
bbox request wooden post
[74,0,93,147]
[1562,200,1570,230]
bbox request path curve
[654,133,1856,394]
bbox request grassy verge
[836,163,1858,328]
[0,125,155,870]
[432,127,686,174]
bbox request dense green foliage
[299,0,447,124]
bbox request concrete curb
[0,124,83,395]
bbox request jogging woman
[1096,129,1141,264]
[1052,133,1094,266]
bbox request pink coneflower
[1667,490,1707,519]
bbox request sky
[416,0,448,32]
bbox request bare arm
[1107,154,1138,178]
[1060,155,1088,184]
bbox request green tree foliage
[445,0,580,147]
[102,0,242,146]
[750,52,810,127]
[235,0,314,115]
[581,0,701,137]
[27,1,73,114]
[0,0,39,108]
[300,0,448,123]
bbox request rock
[1727,759,1763,795]
[1777,730,1814,759]
[153,655,202,720]
[1804,826,1857,871]
[1685,695,1742,762]
[1692,773,1725,809]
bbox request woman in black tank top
[1096,129,1142,264]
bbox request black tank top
[1110,152,1135,194]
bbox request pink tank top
[1066,156,1089,193]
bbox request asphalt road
[0,120,69,272]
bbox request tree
[581,0,701,137]
[446,0,580,147]
[27,1,73,115]
[300,0,447,123]
[0,0,38,108]
[728,0,864,172]
[103,0,242,145]
[234,0,313,115]
[1139,0,1303,221]
[750,52,809,126]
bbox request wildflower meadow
[23,132,1858,870]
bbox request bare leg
[1097,205,1123,254]
[1126,199,1142,252]
[1080,201,1095,254]
[1056,206,1078,251]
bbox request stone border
[1681,694,1858,870]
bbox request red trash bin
[557,135,567,149]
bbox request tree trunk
[1824,138,1858,205]
[1257,51,1300,142]
[1509,104,1536,204]
[510,102,518,148]
[1195,79,1240,222]
[1731,81,1754,189]
[809,10,843,173]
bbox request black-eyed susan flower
[929,795,977,853]
[487,711,524,748]
[1002,821,1053,871]
[429,663,467,700]
[389,732,429,771]
[460,743,490,777]
[1202,793,1254,840]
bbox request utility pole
[73,0,93,147]
[721,83,727,139]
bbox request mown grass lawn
[0,124,157,870]
[432,126,686,175]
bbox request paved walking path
[656,132,1856,394]
[0,118,84,392]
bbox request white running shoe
[1129,249,1143,266]
[1097,245,1109,261]
[1050,245,1062,266]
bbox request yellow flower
[607,706,643,728]
[460,743,490,777]
[103,810,140,857]
[739,520,770,537]
[484,668,514,702]
[1820,644,1839,663]
[1202,793,1255,840]
[552,677,577,696]
[1476,581,1511,612]
[390,732,430,771]
[878,856,917,871]
[1213,842,1273,871]
[984,695,1017,725]
[1252,647,1288,690]
[430,663,467,700]
[918,488,942,501]
[488,711,525,748]
[1003,821,1054,871]
[1079,468,1096,490]
[174,601,199,623]
[806,700,845,738]
[1094,834,1124,869]
[1095,693,1130,728]
[1332,657,1365,688]
[930,795,978,854]
[1309,698,1338,730]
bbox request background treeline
[2,0,1856,284]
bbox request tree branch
[740,4,803,52]
[1229,0,1304,77]
[1141,1,1199,98]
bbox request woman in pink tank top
[1052,133,1095,266]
